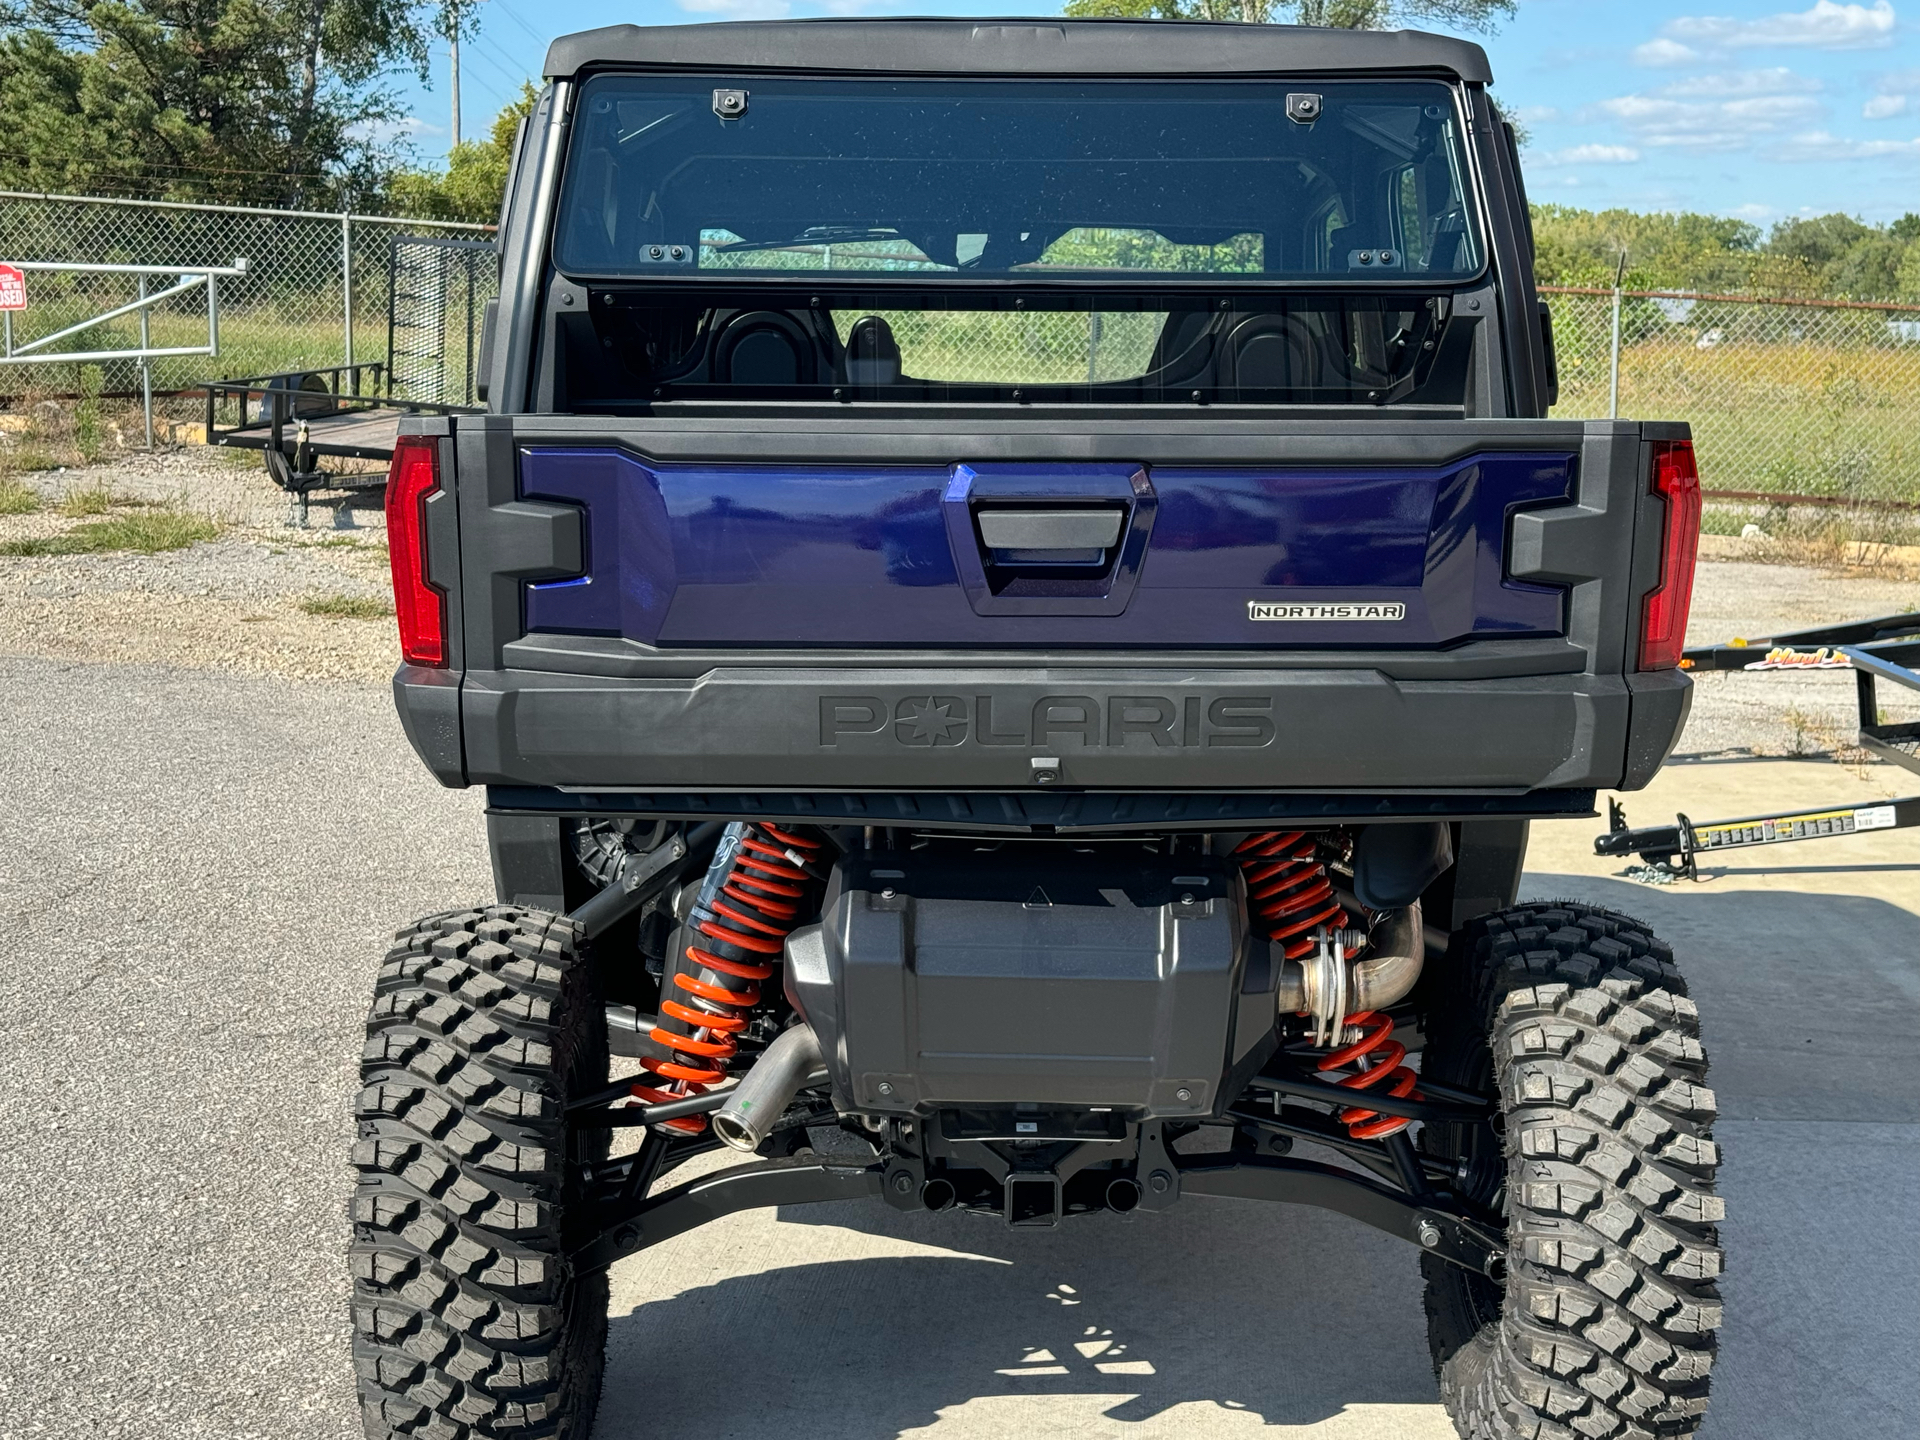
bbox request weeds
[0,478,40,514]
[0,447,61,474]
[58,484,120,517]
[298,592,392,620]
[0,510,221,556]
[1782,706,1819,757]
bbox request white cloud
[1728,202,1778,218]
[1661,67,1822,97]
[1865,94,1912,117]
[676,0,791,15]
[1536,144,1643,165]
[1770,128,1920,159]
[1512,105,1563,124]
[1664,2,1897,53]
[1595,91,1825,150]
[1635,38,1705,68]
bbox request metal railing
[0,188,1912,518]
[0,191,491,401]
[0,257,251,445]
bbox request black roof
[543,17,1493,85]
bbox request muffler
[711,1024,825,1152]
[1274,900,1423,1041]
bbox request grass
[1547,323,1920,507]
[0,510,222,556]
[58,484,121,517]
[299,592,393,620]
[0,478,40,514]
[1,447,63,474]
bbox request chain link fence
[1542,285,1920,515]
[0,190,1913,519]
[834,308,1167,385]
[0,192,493,402]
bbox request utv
[352,18,1718,1440]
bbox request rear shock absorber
[1234,831,1420,1140]
[1233,830,1349,959]
[633,822,826,1133]
[1315,1008,1421,1141]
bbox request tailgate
[400,415,1689,800]
[515,448,1571,649]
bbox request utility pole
[449,9,462,149]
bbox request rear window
[554,75,1483,283]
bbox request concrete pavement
[0,656,1913,1438]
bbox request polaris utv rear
[351,20,1717,1440]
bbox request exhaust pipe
[1275,899,1424,1016]
[711,1024,825,1153]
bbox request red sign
[0,265,23,311]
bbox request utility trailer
[1598,609,1920,876]
[347,22,1718,1440]
[201,236,496,524]
[202,363,468,524]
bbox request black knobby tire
[1421,903,1723,1440]
[350,906,610,1440]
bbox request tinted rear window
[554,75,1483,283]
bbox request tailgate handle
[976,507,1125,562]
[944,462,1155,617]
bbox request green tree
[388,82,535,223]
[1529,204,1920,303]
[0,0,438,207]
[1060,0,1514,29]
[1529,206,1760,291]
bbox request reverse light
[1638,439,1701,671]
[385,435,447,666]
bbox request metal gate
[386,235,497,408]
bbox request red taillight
[1638,439,1701,671]
[385,436,447,667]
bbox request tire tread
[1425,902,1721,1440]
[350,906,606,1440]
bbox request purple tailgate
[519,450,1573,648]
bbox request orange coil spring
[1234,831,1421,1141]
[632,823,825,1133]
[1315,1010,1421,1141]
[1232,830,1349,960]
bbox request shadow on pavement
[596,875,1917,1440]
[1525,874,1920,1440]
[600,1194,1444,1438]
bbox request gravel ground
[1678,542,1920,759]
[0,449,394,683]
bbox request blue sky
[397,0,1920,225]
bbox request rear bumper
[405,660,1690,799]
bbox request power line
[487,0,554,49]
